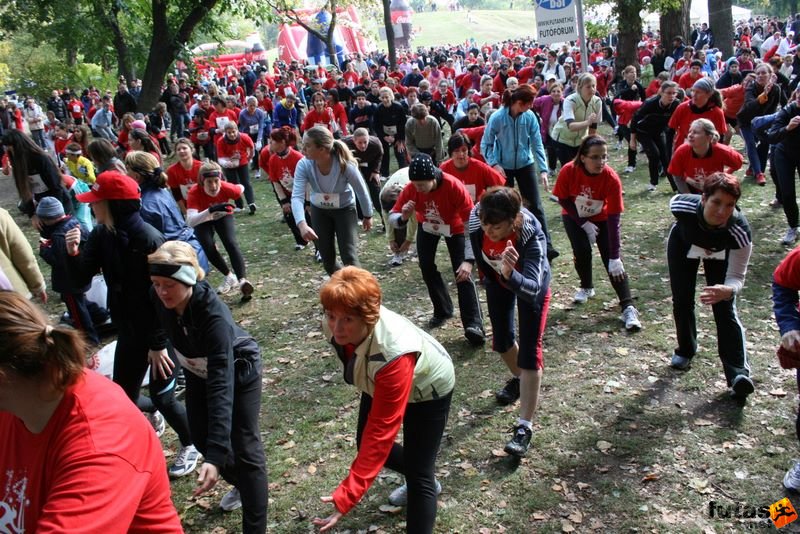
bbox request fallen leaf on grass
[491,449,508,457]
[561,519,575,532]
[478,389,494,399]
[596,440,612,452]
[531,512,548,520]
[770,389,787,397]
[567,509,583,523]
[615,347,629,356]
[693,418,713,426]
[378,504,403,514]
[307,464,317,475]
[689,478,713,494]
[641,472,660,482]
[281,440,296,449]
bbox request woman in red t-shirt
[439,132,505,202]
[215,122,255,214]
[266,128,311,251]
[117,113,135,153]
[187,108,214,160]
[553,135,641,331]
[166,139,202,212]
[185,161,252,299]
[668,77,727,148]
[668,118,743,194]
[0,292,183,533]
[302,92,338,134]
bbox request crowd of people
[4,12,800,532]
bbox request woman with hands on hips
[148,241,267,533]
[666,172,754,404]
[552,135,642,331]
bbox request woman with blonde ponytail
[0,291,182,533]
[292,126,374,274]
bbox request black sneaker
[547,248,560,262]
[248,203,257,215]
[731,374,754,403]
[504,424,533,457]
[464,326,485,346]
[495,376,520,405]
[427,314,453,329]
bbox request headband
[65,148,83,156]
[149,263,197,286]
[201,169,221,179]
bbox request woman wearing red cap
[63,170,193,472]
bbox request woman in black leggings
[185,161,254,301]
[63,170,195,475]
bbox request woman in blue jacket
[481,85,558,261]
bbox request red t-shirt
[68,99,84,119]
[188,119,212,146]
[0,370,181,533]
[268,148,304,196]
[668,102,728,147]
[439,158,505,202]
[480,230,518,282]
[459,125,487,162]
[166,159,202,200]
[678,71,703,90]
[186,180,243,211]
[553,161,624,222]
[391,172,474,236]
[775,247,800,290]
[54,135,72,157]
[667,142,743,191]
[215,134,255,168]
[302,108,336,133]
[207,109,239,136]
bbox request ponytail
[331,139,358,173]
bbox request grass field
[7,124,800,533]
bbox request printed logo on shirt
[0,470,28,534]
[421,200,451,236]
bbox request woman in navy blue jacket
[466,186,551,457]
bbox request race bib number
[422,221,452,237]
[575,194,604,218]
[249,124,259,134]
[174,347,208,379]
[29,174,47,195]
[72,105,81,113]
[482,250,504,275]
[215,117,230,129]
[686,244,725,260]
[383,125,398,135]
[465,183,477,201]
[311,192,341,209]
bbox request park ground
[7,125,800,532]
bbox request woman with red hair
[312,266,455,534]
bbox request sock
[516,418,533,430]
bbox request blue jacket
[481,106,547,172]
[273,101,298,128]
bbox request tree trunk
[709,0,733,58]
[66,47,77,68]
[660,1,691,47]
[615,0,644,77]
[382,0,397,69]
[93,0,134,82]
[325,5,339,68]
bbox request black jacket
[47,97,67,121]
[737,82,783,127]
[151,280,261,468]
[18,151,73,218]
[766,101,800,147]
[68,212,165,337]
[373,102,407,141]
[39,216,88,294]
[632,95,680,136]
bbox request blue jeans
[740,125,768,175]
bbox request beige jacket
[0,208,45,297]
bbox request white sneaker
[784,461,800,492]
[646,184,656,192]
[389,253,404,267]
[782,227,799,246]
[146,410,165,437]
[216,273,238,294]
[388,479,442,506]
[220,487,242,512]
[573,288,595,304]
[623,166,635,174]
[169,445,200,478]
[621,305,641,331]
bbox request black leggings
[617,125,637,168]
[637,130,675,189]
[774,143,800,227]
[356,174,385,225]
[185,357,267,533]
[113,319,192,446]
[194,216,246,279]
[562,215,633,311]
[416,230,482,329]
[224,165,255,208]
[380,140,408,176]
[554,140,579,167]
[502,164,553,254]
[356,389,453,534]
